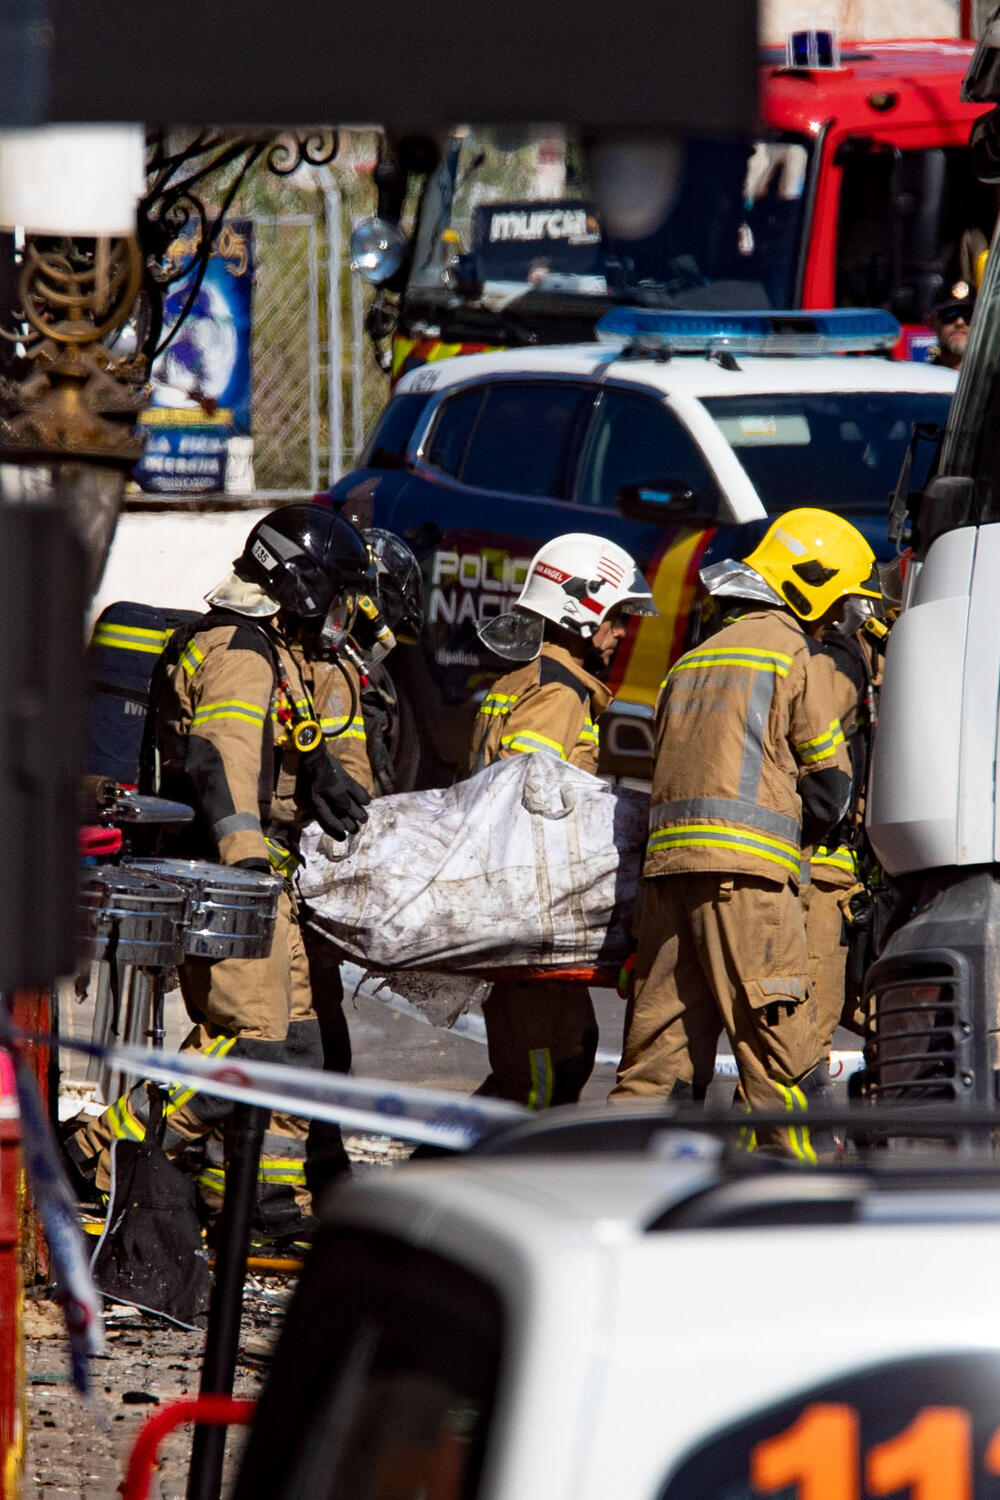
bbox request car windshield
[701,391,953,516]
[407,130,813,311]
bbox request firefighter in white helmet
[466,532,658,1107]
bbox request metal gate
[250,194,382,497]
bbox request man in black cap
[928,284,975,371]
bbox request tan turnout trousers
[612,873,823,1159]
[68,889,336,1231]
[467,640,609,1106]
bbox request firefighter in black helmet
[68,505,373,1242]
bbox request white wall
[760,0,959,42]
[90,508,271,624]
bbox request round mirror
[349,217,407,284]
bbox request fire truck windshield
[406,131,812,313]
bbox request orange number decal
[867,1408,971,1500]
[752,1403,859,1500]
[984,1425,1000,1475]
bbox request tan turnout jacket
[466,641,611,776]
[313,657,374,796]
[154,614,322,870]
[646,609,852,886]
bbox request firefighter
[67,505,374,1240]
[799,608,884,1057]
[467,532,658,1107]
[305,527,424,1077]
[611,510,880,1158]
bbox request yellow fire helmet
[741,508,881,623]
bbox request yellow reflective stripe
[500,729,565,757]
[795,718,845,764]
[646,834,800,875]
[320,715,366,741]
[192,700,267,728]
[257,1162,307,1185]
[796,718,842,753]
[812,846,858,875]
[167,1034,237,1113]
[647,822,801,856]
[180,640,205,678]
[478,691,519,719]
[108,1094,145,1141]
[579,717,599,745]
[527,1048,554,1110]
[198,1167,227,1193]
[648,822,800,869]
[264,837,299,876]
[668,646,793,681]
[92,622,171,654]
[775,1082,817,1164]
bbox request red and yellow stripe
[391,334,503,384]
[608,525,716,709]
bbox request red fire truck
[361,38,994,377]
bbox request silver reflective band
[211,811,262,840]
[737,670,775,805]
[649,796,800,845]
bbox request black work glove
[360,681,396,797]
[297,748,371,841]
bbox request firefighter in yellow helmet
[611,509,880,1158]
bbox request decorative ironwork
[6,236,143,349]
[139,128,339,359]
[0,127,341,478]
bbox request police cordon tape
[47,1029,864,1147]
[49,1031,527,1150]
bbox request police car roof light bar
[595,307,901,356]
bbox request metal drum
[78,867,190,969]
[123,858,282,960]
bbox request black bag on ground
[90,1086,211,1329]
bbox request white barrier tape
[713,1051,865,1082]
[52,1033,526,1150]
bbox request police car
[323,309,956,783]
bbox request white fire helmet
[515,533,658,639]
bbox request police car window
[362,392,433,469]
[576,387,724,512]
[458,381,592,497]
[701,392,952,515]
[426,387,486,477]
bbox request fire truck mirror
[971,108,1000,185]
[0,502,85,989]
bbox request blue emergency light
[595,307,901,356]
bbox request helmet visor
[319,591,359,655]
[854,561,883,601]
[700,559,784,607]
[619,592,660,618]
[476,611,545,662]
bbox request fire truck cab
[368,39,994,379]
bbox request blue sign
[134,218,254,495]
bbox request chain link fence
[249,194,386,496]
